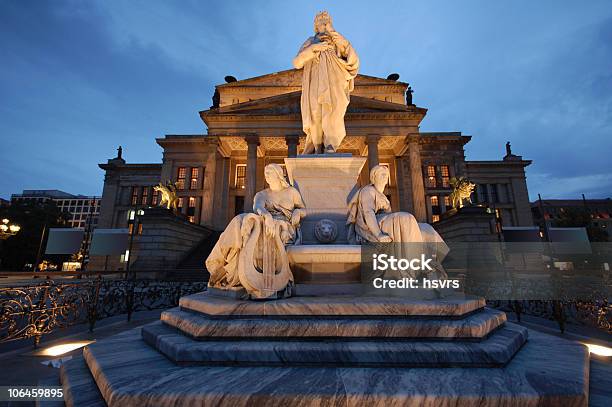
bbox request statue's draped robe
[298,36,359,153]
[205,188,300,299]
[347,185,449,279]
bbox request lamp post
[0,218,20,240]
[0,218,20,270]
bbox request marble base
[142,320,525,367]
[284,155,367,244]
[288,244,362,284]
[160,307,507,340]
[61,326,589,406]
[179,291,486,318]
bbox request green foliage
[0,201,72,270]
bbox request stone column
[244,135,259,213]
[201,139,219,226]
[366,134,381,170]
[407,135,427,222]
[285,135,299,158]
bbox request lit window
[131,187,138,205]
[444,196,451,207]
[188,197,196,208]
[141,187,149,205]
[137,223,143,235]
[177,167,187,190]
[178,197,184,209]
[235,164,246,189]
[440,165,450,188]
[430,196,439,206]
[190,168,199,189]
[432,215,440,223]
[188,216,195,223]
[425,165,436,188]
[152,189,159,205]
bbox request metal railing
[0,270,207,347]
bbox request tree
[0,201,71,270]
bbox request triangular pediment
[202,91,421,117]
[217,69,407,89]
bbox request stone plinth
[287,244,361,284]
[60,302,590,406]
[435,206,497,242]
[130,207,213,275]
[285,155,367,243]
[434,206,502,270]
[178,291,485,317]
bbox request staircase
[171,231,221,281]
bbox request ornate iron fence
[0,275,207,347]
[488,299,612,334]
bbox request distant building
[11,189,101,229]
[531,198,612,232]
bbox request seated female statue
[206,164,306,299]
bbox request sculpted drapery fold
[205,164,306,299]
[293,11,360,154]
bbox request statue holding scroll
[205,164,306,299]
[293,11,360,154]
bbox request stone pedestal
[434,206,502,270]
[284,154,366,244]
[60,291,590,406]
[130,207,213,275]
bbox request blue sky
[1,0,611,200]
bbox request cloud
[0,0,611,202]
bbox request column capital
[406,134,420,144]
[366,134,381,143]
[244,134,260,146]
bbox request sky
[1,0,611,201]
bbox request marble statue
[449,177,475,209]
[293,11,360,154]
[347,165,449,278]
[153,181,179,211]
[206,164,306,299]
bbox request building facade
[97,69,534,238]
[532,198,612,232]
[10,190,101,230]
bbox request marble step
[75,326,589,406]
[180,291,485,318]
[141,321,527,367]
[161,307,507,340]
[59,355,106,407]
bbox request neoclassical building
[97,69,533,246]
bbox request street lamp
[0,218,20,240]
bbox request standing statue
[154,181,179,211]
[449,177,475,209]
[206,164,306,299]
[293,11,360,154]
[406,85,414,105]
[347,165,449,279]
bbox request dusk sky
[1,1,611,201]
